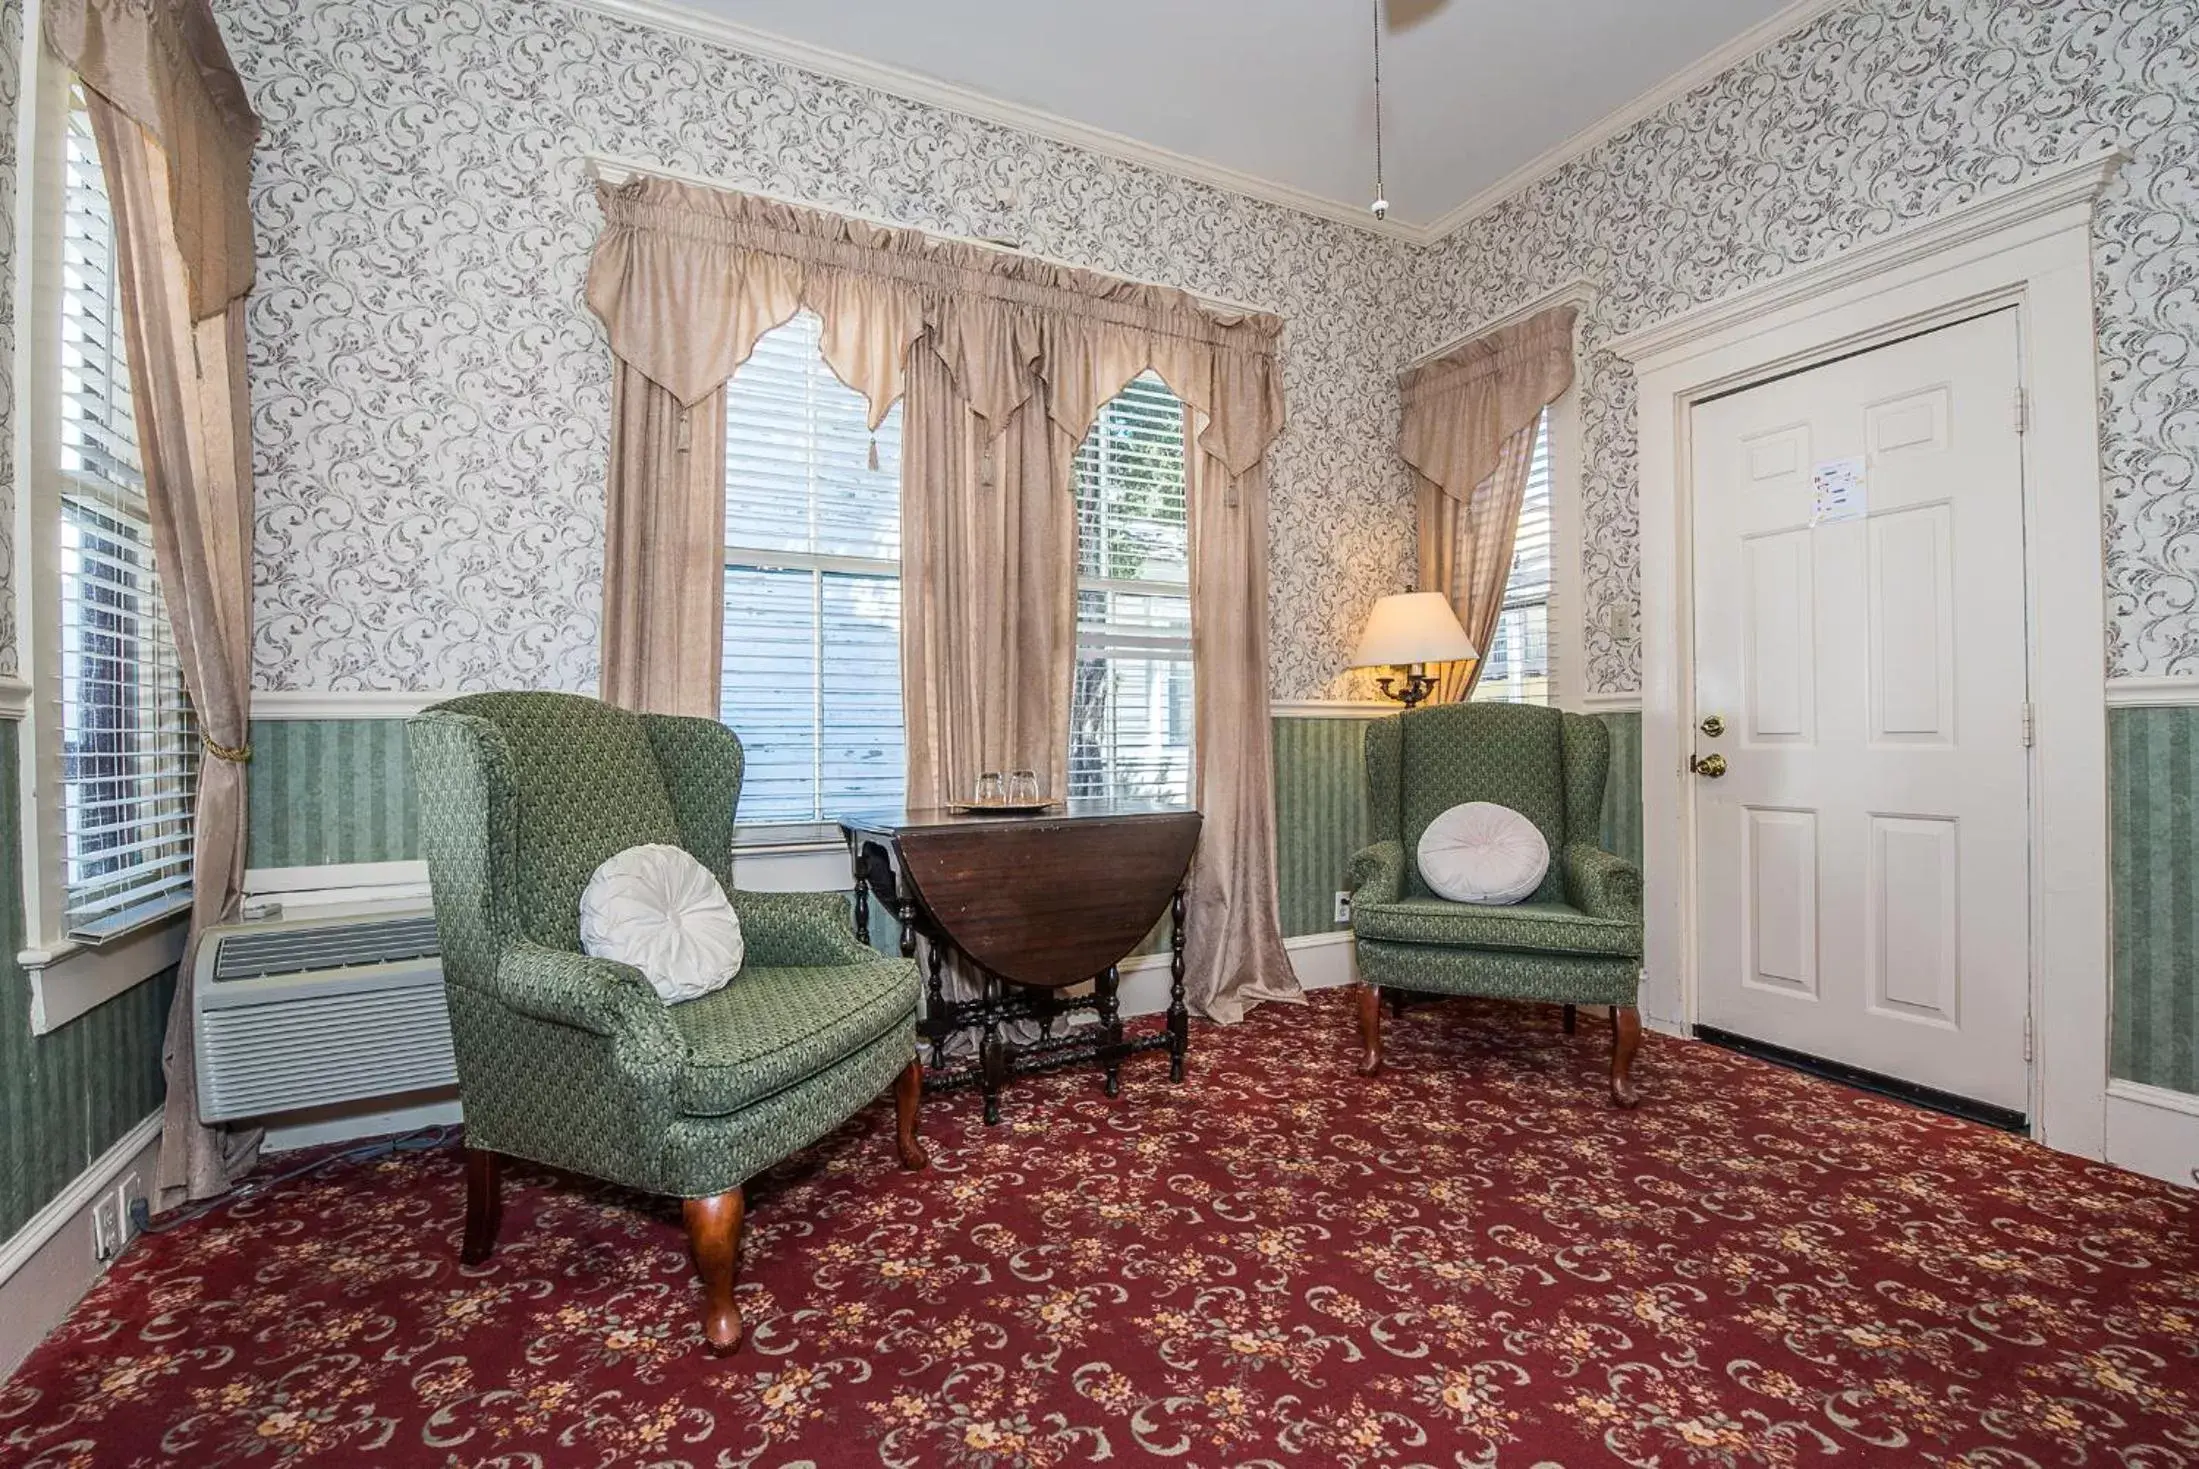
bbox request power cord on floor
[127,1125,456,1237]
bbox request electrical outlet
[117,1171,146,1246]
[92,1195,122,1263]
[1334,891,1352,925]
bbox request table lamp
[1350,591,1478,708]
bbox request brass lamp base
[1375,668,1438,708]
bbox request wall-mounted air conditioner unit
[193,911,454,1122]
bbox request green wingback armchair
[408,692,926,1352]
[1346,702,1646,1105]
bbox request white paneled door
[1690,308,2031,1114]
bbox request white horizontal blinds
[1474,409,1554,705]
[1071,371,1194,803]
[720,310,906,826]
[57,81,199,937]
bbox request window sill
[21,911,189,1036]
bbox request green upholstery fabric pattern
[1350,704,1642,1009]
[672,960,917,1117]
[1351,897,1641,956]
[642,714,745,887]
[429,693,682,952]
[1394,703,1570,902]
[409,692,919,1200]
[1354,938,1642,1006]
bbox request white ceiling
[672,0,1810,233]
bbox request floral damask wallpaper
[214,0,1419,699]
[134,0,2199,697]
[1418,0,2199,691]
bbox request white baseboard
[1112,929,1356,1019]
[2105,1079,2199,1190]
[0,1115,162,1381]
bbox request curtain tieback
[201,731,253,764]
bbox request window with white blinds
[56,82,199,939]
[1473,408,1554,706]
[1071,372,1193,803]
[720,311,906,829]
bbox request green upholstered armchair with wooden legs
[1346,702,1646,1105]
[407,692,926,1353]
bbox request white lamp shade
[1350,591,1479,668]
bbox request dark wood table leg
[851,840,870,946]
[1100,965,1124,1096]
[925,934,948,1070]
[1167,886,1189,1083]
[980,971,1006,1125]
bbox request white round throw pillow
[1417,802,1550,906]
[579,844,745,1004]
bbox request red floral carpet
[3,991,2195,1468]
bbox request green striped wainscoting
[1272,716,1381,937]
[1597,711,1644,870]
[0,723,175,1241]
[1269,709,1647,940]
[248,718,419,869]
[2110,706,2199,1095]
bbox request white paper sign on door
[1811,457,1867,525]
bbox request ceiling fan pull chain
[1369,0,1389,219]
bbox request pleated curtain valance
[585,172,1303,1028]
[1398,305,1576,503]
[583,176,1287,472]
[1399,303,1578,705]
[45,0,260,320]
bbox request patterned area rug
[2,990,2194,1467]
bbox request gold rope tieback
[201,732,252,764]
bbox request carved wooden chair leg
[894,1057,930,1170]
[1562,1004,1577,1035]
[685,1188,746,1354]
[1355,983,1384,1076]
[461,1147,502,1264]
[1610,1006,1643,1108]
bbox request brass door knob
[1699,714,1726,738]
[1691,753,1728,778]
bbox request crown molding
[1606,144,2128,368]
[1418,0,1852,239]
[555,0,1427,243]
[554,0,1871,248]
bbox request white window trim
[10,27,189,1020]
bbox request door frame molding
[1609,144,2126,1160]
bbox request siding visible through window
[1071,372,1193,803]
[719,311,906,829]
[1474,409,1553,705]
[57,81,199,939]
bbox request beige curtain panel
[78,61,263,1207]
[583,176,1299,1021]
[1418,424,1540,704]
[1398,304,1577,701]
[47,0,259,321]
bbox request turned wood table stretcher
[839,801,1202,1123]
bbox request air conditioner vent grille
[213,914,441,980]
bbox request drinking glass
[1006,769,1042,804]
[973,771,1004,805]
